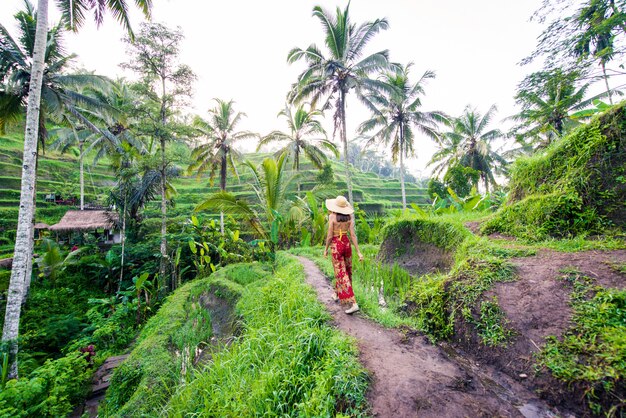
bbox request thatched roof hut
[49,210,118,232]
[34,222,49,230]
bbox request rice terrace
[0,0,625,417]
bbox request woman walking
[323,196,363,314]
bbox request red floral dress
[331,229,355,304]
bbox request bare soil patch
[378,239,453,276]
[454,249,626,415]
[298,256,559,418]
[465,221,516,240]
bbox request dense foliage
[105,256,369,416]
[483,103,626,240]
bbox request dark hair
[336,213,351,222]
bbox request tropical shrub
[0,351,92,418]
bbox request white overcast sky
[0,0,546,177]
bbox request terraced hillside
[155,155,430,224]
[0,133,430,258]
[0,134,117,259]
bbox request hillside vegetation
[103,256,369,416]
[0,130,428,261]
[482,104,626,241]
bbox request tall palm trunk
[295,145,301,196]
[2,0,48,379]
[339,90,354,204]
[219,151,227,235]
[159,79,168,290]
[118,193,127,294]
[159,136,167,288]
[79,140,84,210]
[23,152,38,305]
[399,126,407,211]
[602,61,613,105]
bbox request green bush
[0,351,92,418]
[381,218,470,253]
[481,192,600,240]
[487,104,626,239]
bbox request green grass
[104,256,370,416]
[163,254,370,417]
[102,266,251,416]
[536,270,626,415]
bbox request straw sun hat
[325,196,354,215]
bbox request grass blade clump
[164,254,369,416]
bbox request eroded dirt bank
[297,256,561,418]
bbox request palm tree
[195,153,302,253]
[427,131,463,178]
[50,80,144,210]
[1,0,151,380]
[287,3,393,204]
[188,99,257,234]
[358,64,447,210]
[257,104,337,194]
[510,69,599,149]
[433,105,506,193]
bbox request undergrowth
[483,104,626,241]
[536,269,626,416]
[102,269,248,416]
[164,254,369,416]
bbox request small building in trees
[33,222,49,240]
[49,210,120,245]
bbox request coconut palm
[509,69,601,150]
[0,2,117,146]
[427,131,463,178]
[257,104,337,193]
[188,99,257,234]
[50,80,145,210]
[358,64,447,210]
[287,3,393,204]
[432,105,506,193]
[2,0,151,380]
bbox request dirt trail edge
[297,256,561,418]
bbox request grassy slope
[482,103,626,241]
[104,256,369,416]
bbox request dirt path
[297,256,561,418]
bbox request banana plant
[195,154,304,257]
[131,272,154,323]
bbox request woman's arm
[349,215,364,261]
[323,214,334,257]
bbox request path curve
[297,256,559,418]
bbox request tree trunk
[399,126,407,211]
[159,136,167,290]
[2,0,48,380]
[602,61,613,105]
[79,140,84,210]
[295,147,301,196]
[219,151,227,235]
[23,151,38,305]
[339,90,354,204]
[159,78,168,290]
[118,193,127,294]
